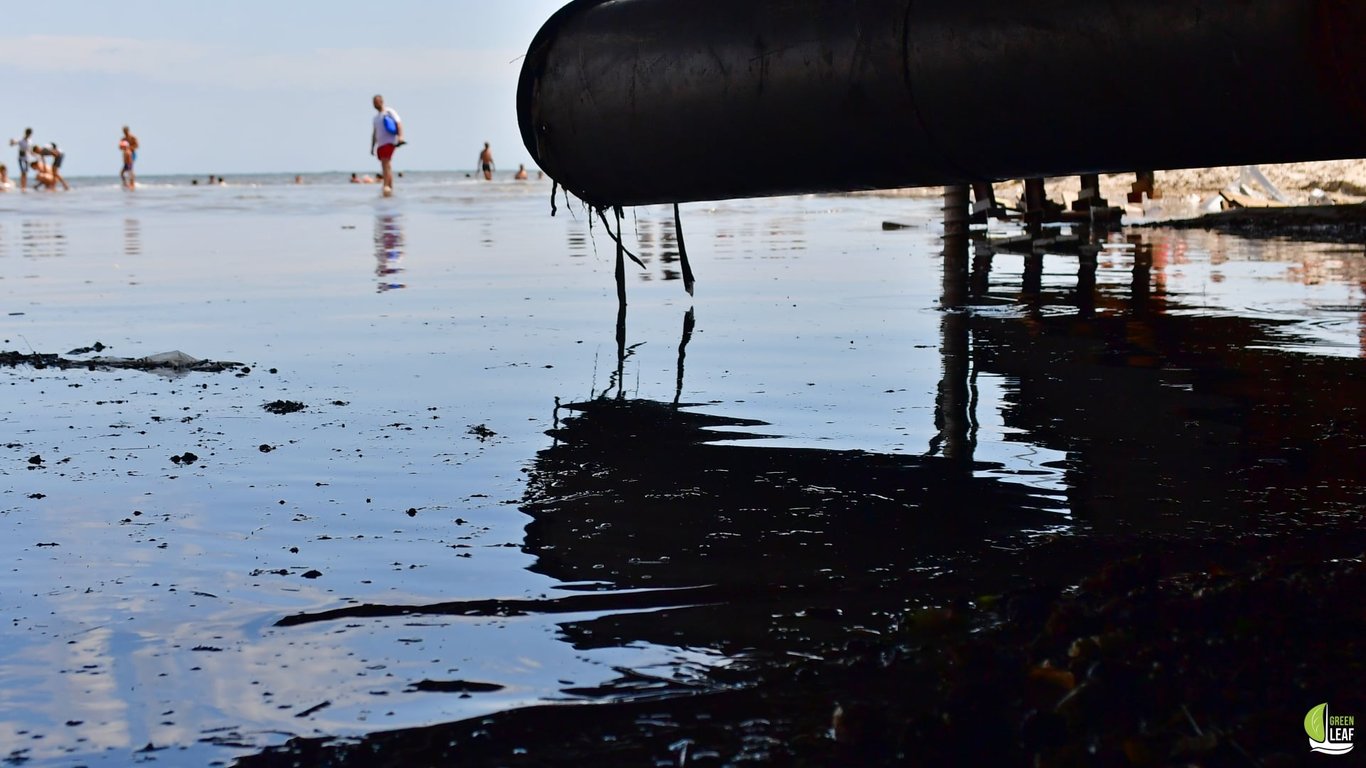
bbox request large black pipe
[518,0,1366,207]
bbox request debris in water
[1,348,242,372]
[295,701,332,718]
[407,680,505,694]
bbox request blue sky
[0,0,570,177]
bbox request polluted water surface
[0,174,1362,766]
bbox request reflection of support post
[935,184,973,462]
[1130,235,1153,310]
[934,306,973,463]
[1022,252,1044,300]
[970,237,994,298]
[1076,236,1099,318]
[942,185,970,308]
[934,307,978,464]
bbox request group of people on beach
[8,96,544,193]
[5,127,69,191]
[3,125,138,191]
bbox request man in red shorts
[369,94,404,194]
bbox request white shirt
[373,109,401,147]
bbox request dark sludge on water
[242,247,1365,766]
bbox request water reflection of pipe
[524,302,1063,593]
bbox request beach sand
[865,158,1366,213]
[1042,159,1366,216]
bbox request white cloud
[0,35,205,77]
[0,35,522,91]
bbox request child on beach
[0,163,10,190]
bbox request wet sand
[1,175,1363,765]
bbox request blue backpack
[382,112,398,134]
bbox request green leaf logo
[1306,702,1328,743]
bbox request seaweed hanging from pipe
[674,203,695,296]
[614,207,628,307]
[543,181,702,298]
[594,205,646,269]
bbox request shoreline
[851,159,1366,240]
[851,158,1366,206]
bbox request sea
[1,171,1363,765]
